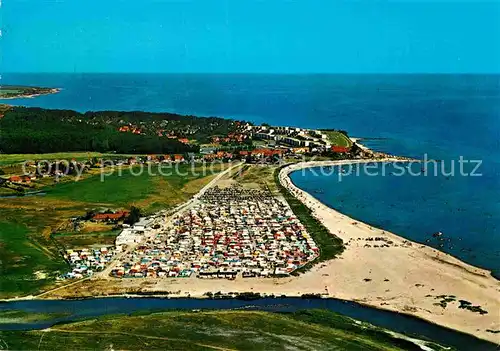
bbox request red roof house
[173,154,185,162]
[331,146,350,153]
[92,211,130,222]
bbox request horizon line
[2,72,500,75]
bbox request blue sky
[2,0,499,73]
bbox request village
[1,122,377,283]
[0,123,373,194]
[109,186,319,279]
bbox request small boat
[432,231,443,238]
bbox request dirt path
[40,328,237,351]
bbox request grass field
[0,309,448,350]
[0,220,68,297]
[0,163,226,298]
[0,152,133,166]
[232,164,280,194]
[46,164,225,212]
[52,230,120,248]
[322,130,353,148]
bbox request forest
[0,107,245,154]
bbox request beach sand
[41,159,500,344]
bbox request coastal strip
[278,159,500,344]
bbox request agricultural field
[0,309,449,350]
[0,162,226,298]
[322,130,353,148]
[230,164,280,194]
[0,152,128,166]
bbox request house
[8,176,21,183]
[203,154,216,161]
[251,149,283,157]
[173,154,185,162]
[9,175,31,184]
[281,137,309,147]
[178,138,190,144]
[291,147,309,154]
[331,146,350,153]
[92,211,130,222]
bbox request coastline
[28,158,500,343]
[278,159,500,343]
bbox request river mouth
[0,297,496,350]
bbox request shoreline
[281,159,497,279]
[278,159,500,343]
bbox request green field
[52,230,120,248]
[322,130,353,147]
[0,152,123,166]
[0,220,68,297]
[0,309,449,350]
[46,164,223,212]
[0,163,225,298]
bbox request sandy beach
[40,159,500,344]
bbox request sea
[2,73,499,276]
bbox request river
[0,297,496,350]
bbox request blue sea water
[2,73,499,275]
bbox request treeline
[82,109,244,143]
[0,107,213,154]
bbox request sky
[1,0,500,73]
